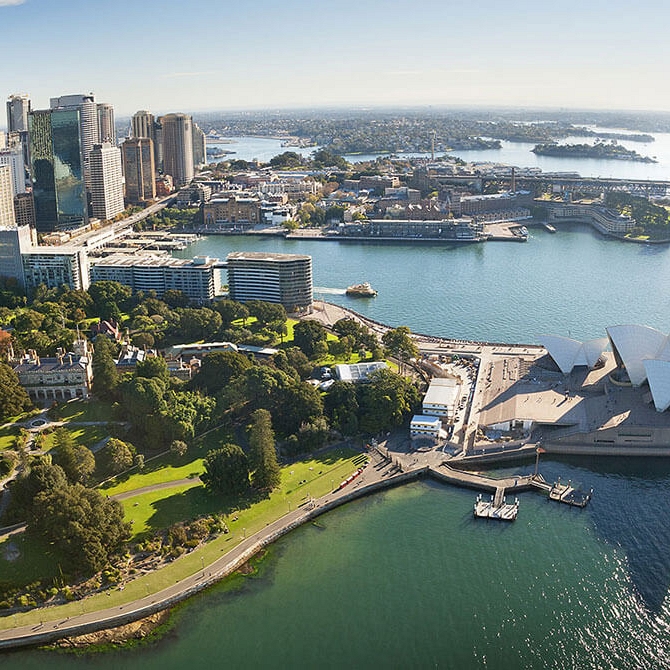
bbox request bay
[205,130,670,181]
[8,194,670,667]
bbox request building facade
[192,122,206,168]
[0,223,31,288]
[6,94,30,133]
[49,94,99,190]
[89,143,124,220]
[90,254,218,303]
[122,137,156,203]
[14,347,92,401]
[0,146,26,197]
[161,113,194,188]
[29,108,88,232]
[226,251,313,310]
[203,196,262,229]
[21,246,89,291]
[96,103,116,145]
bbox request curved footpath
[0,444,538,651]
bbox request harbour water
[176,224,670,343]
[207,129,670,181]
[9,136,670,667]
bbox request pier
[473,490,519,520]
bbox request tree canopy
[0,363,32,421]
[201,444,250,496]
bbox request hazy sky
[2,0,670,118]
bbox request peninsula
[532,142,657,162]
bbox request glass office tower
[29,109,87,232]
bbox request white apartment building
[89,143,124,220]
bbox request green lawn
[0,448,365,630]
[118,447,363,539]
[39,426,109,452]
[0,425,20,451]
[50,399,116,423]
[103,459,205,497]
[0,534,60,590]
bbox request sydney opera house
[474,324,670,457]
[540,325,670,412]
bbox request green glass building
[29,108,88,232]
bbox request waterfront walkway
[0,438,550,651]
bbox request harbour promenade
[0,435,554,650]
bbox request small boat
[346,282,377,297]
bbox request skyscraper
[192,121,206,168]
[0,146,26,196]
[50,94,99,189]
[0,166,14,228]
[132,109,162,170]
[161,113,194,188]
[89,143,124,220]
[6,94,30,133]
[122,137,156,203]
[97,103,116,145]
[29,108,88,232]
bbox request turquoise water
[176,225,670,343]
[7,468,670,669]
[7,230,670,668]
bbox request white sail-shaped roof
[606,325,668,386]
[539,335,609,374]
[538,335,583,374]
[644,360,670,412]
[583,337,609,368]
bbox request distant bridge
[421,172,670,197]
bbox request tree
[212,299,249,327]
[0,362,31,420]
[88,280,132,321]
[382,326,418,372]
[5,461,68,521]
[293,319,328,358]
[201,444,249,496]
[92,336,119,401]
[247,409,280,490]
[324,381,359,436]
[136,356,170,384]
[97,437,135,475]
[28,483,131,576]
[52,428,96,484]
[170,440,188,457]
[245,301,287,330]
[194,351,252,394]
[269,151,303,168]
[358,369,420,434]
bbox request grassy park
[0,447,365,630]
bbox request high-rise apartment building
[50,94,99,189]
[161,113,194,188]
[97,103,116,145]
[6,94,30,133]
[89,143,124,220]
[29,108,88,232]
[192,122,206,168]
[122,137,156,203]
[0,224,32,289]
[0,146,26,196]
[226,251,313,311]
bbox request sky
[1,0,670,118]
